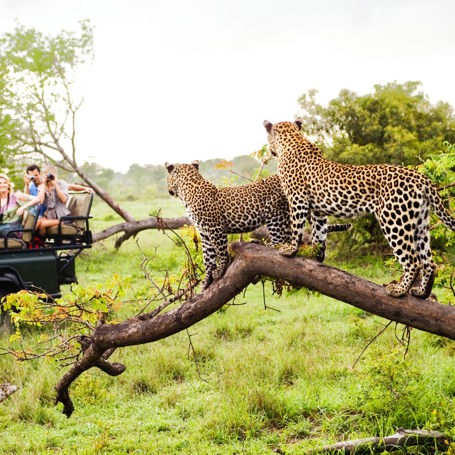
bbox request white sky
[1,0,455,172]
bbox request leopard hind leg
[309,212,328,262]
[409,206,436,299]
[379,210,421,297]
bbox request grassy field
[0,196,454,454]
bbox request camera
[46,174,55,182]
[29,175,35,181]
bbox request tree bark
[55,241,455,416]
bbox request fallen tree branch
[54,242,455,416]
[317,428,448,453]
[0,383,18,402]
[92,215,191,246]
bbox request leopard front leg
[279,195,309,257]
[211,232,230,282]
[200,229,229,288]
[200,233,217,289]
[409,264,436,299]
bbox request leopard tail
[428,185,455,231]
[327,223,352,233]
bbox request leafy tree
[298,81,455,165]
[420,141,455,257]
[0,21,93,167]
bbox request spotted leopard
[263,119,455,298]
[165,161,350,288]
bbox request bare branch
[92,216,191,245]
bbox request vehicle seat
[45,191,94,245]
[0,209,38,249]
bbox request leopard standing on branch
[165,161,350,289]
[263,119,455,299]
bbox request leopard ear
[294,119,303,130]
[263,120,273,133]
[191,160,200,170]
[165,162,174,173]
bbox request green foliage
[2,285,454,453]
[421,141,455,189]
[3,275,128,361]
[420,141,455,252]
[298,81,455,165]
[1,21,93,75]
[0,21,94,179]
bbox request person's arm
[23,175,31,194]
[37,183,46,204]
[68,183,92,192]
[15,193,39,216]
[55,180,69,203]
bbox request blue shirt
[29,182,46,217]
[29,182,39,196]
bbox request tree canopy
[297,81,455,165]
[0,20,94,171]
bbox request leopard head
[165,161,200,197]
[263,120,303,157]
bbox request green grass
[0,197,454,454]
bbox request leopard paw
[385,282,407,298]
[409,270,435,299]
[278,244,297,257]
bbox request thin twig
[186,330,209,383]
[352,320,393,368]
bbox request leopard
[263,119,455,299]
[165,161,350,289]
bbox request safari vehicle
[0,191,94,320]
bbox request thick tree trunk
[55,241,455,416]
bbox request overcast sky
[1,0,455,172]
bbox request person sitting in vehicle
[24,163,46,217]
[25,164,92,203]
[0,174,40,238]
[36,165,71,237]
[23,164,42,196]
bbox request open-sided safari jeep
[0,191,94,325]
